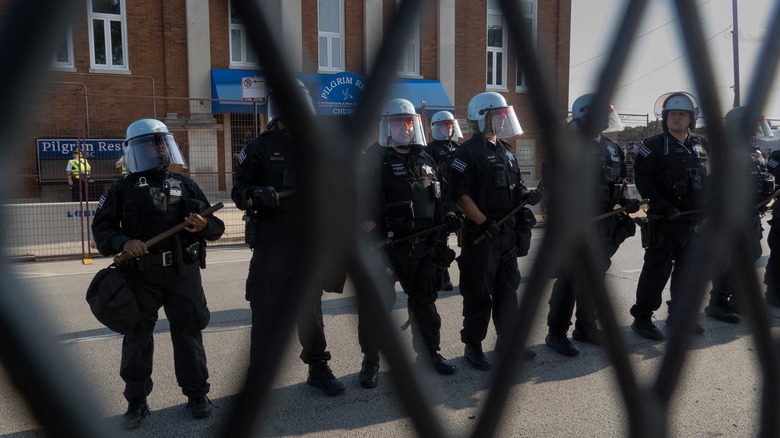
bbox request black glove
[523,189,543,206]
[665,207,682,221]
[252,186,279,208]
[479,219,501,239]
[619,198,641,214]
[444,213,463,232]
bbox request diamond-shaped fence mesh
[1,0,779,437]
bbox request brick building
[16,0,571,201]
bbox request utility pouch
[635,217,653,249]
[515,207,537,257]
[612,212,637,251]
[243,214,257,248]
[183,241,205,268]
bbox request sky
[569,0,780,123]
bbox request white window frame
[515,0,538,92]
[87,0,129,72]
[52,26,75,71]
[318,0,345,73]
[486,2,507,90]
[228,0,259,68]
[396,0,420,77]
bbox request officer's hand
[620,198,641,214]
[122,239,148,258]
[665,207,682,221]
[252,186,280,208]
[444,212,463,232]
[184,213,207,233]
[523,189,543,206]
[479,219,501,239]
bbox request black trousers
[121,262,210,401]
[246,221,331,370]
[70,179,90,201]
[711,213,763,305]
[764,213,780,301]
[456,222,520,346]
[387,239,443,355]
[631,218,697,320]
[547,218,615,334]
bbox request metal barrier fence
[1,0,780,437]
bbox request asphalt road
[2,226,779,437]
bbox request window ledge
[89,67,131,75]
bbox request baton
[591,199,649,222]
[472,201,529,245]
[757,188,780,209]
[113,202,224,264]
[382,223,449,248]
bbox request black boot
[545,331,579,357]
[186,395,212,419]
[705,300,740,324]
[123,397,150,430]
[572,323,606,345]
[307,361,345,396]
[464,343,491,370]
[426,352,456,375]
[359,354,380,388]
[631,317,664,341]
[495,336,535,360]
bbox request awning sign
[36,138,124,159]
[242,77,266,102]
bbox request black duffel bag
[86,264,140,334]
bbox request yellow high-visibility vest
[68,158,91,179]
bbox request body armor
[381,148,441,235]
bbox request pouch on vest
[612,212,637,253]
[515,207,537,257]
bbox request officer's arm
[231,144,262,210]
[634,141,674,214]
[188,183,225,241]
[456,194,488,225]
[66,162,74,186]
[91,183,130,256]
[767,151,780,179]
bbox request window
[318,0,344,72]
[87,0,128,71]
[486,0,506,89]
[52,26,74,70]
[396,0,420,76]
[515,0,537,91]
[229,0,259,67]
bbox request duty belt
[144,250,174,267]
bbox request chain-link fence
[2,0,780,437]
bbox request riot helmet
[267,79,315,127]
[467,92,523,138]
[123,119,186,174]
[570,93,624,133]
[378,98,427,147]
[654,91,698,131]
[430,111,463,141]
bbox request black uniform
[428,138,461,285]
[92,170,224,402]
[373,145,454,356]
[631,132,710,321]
[547,136,628,335]
[231,125,333,370]
[449,132,532,347]
[762,150,780,306]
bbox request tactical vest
[474,139,521,218]
[120,172,191,247]
[256,131,296,212]
[751,148,775,202]
[68,158,90,178]
[658,134,710,210]
[598,138,624,208]
[382,149,441,234]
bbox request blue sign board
[36,138,124,159]
[304,71,367,116]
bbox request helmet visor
[604,105,625,132]
[431,119,464,141]
[378,114,427,147]
[124,133,186,173]
[485,107,523,138]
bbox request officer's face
[667,110,692,131]
[390,117,414,144]
[436,121,454,139]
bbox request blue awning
[390,79,454,114]
[210,68,265,114]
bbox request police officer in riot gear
[232,82,347,396]
[449,92,540,370]
[630,92,710,340]
[705,106,773,323]
[761,128,780,309]
[366,99,461,378]
[544,94,641,356]
[427,110,464,291]
[92,119,224,429]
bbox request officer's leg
[492,240,522,350]
[401,256,442,355]
[631,231,673,319]
[163,266,210,398]
[764,218,780,306]
[297,289,332,364]
[121,270,162,401]
[548,271,576,335]
[458,240,498,345]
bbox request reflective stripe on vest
[68,158,90,178]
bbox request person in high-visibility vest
[115,154,128,176]
[66,149,91,201]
